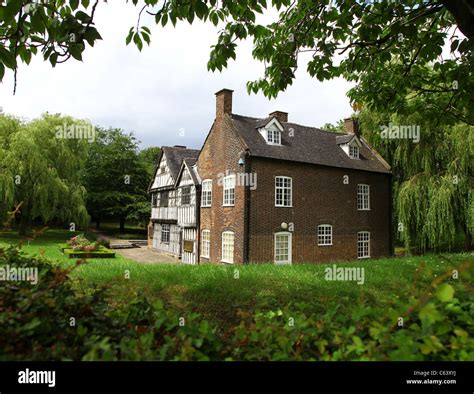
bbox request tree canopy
[359,98,473,252]
[0,113,90,234]
[82,127,151,231]
[1,0,472,123]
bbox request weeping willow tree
[360,101,473,253]
[0,113,90,235]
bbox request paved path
[114,246,179,264]
[90,230,179,264]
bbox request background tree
[1,1,472,123]
[138,146,161,180]
[82,127,150,232]
[359,96,473,253]
[321,119,345,133]
[0,113,90,235]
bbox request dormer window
[337,135,362,160]
[267,128,281,145]
[259,117,284,145]
[349,145,359,159]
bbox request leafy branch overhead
[0,0,102,91]
[128,0,473,123]
[1,0,472,123]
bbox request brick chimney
[269,111,288,123]
[215,88,233,118]
[344,117,360,136]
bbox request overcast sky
[0,2,354,150]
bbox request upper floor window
[357,184,370,210]
[221,231,234,263]
[160,191,169,207]
[317,225,333,246]
[261,118,284,145]
[357,231,370,258]
[201,230,210,258]
[181,186,191,205]
[161,224,170,243]
[152,193,158,207]
[275,176,292,207]
[223,175,235,206]
[349,145,359,159]
[267,128,281,145]
[201,180,212,207]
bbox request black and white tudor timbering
[148,146,200,263]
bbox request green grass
[0,228,136,265]
[1,228,472,328]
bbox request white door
[274,232,292,265]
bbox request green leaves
[84,26,102,47]
[126,26,151,51]
[436,284,455,303]
[419,303,443,326]
[0,1,103,85]
[0,47,17,70]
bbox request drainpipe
[243,151,252,264]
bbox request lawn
[1,228,472,328]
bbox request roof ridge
[231,113,266,121]
[232,113,349,136]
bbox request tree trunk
[464,227,472,251]
[18,212,28,236]
[119,217,125,233]
[96,218,101,230]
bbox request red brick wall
[247,157,391,263]
[197,114,247,264]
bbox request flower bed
[60,234,115,258]
[63,246,115,258]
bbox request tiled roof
[231,114,391,174]
[162,146,200,180]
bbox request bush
[0,245,221,361]
[67,234,97,252]
[63,246,115,258]
[226,296,474,361]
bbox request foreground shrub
[0,245,472,361]
[0,246,221,361]
[227,297,473,361]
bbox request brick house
[149,89,392,264]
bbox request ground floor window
[221,231,234,263]
[201,230,210,258]
[357,231,370,258]
[317,224,333,246]
[161,224,170,243]
[274,232,292,264]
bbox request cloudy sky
[0,2,354,150]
